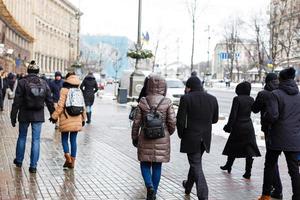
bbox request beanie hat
[191,71,197,77]
[279,67,296,80]
[265,73,278,83]
[27,60,39,74]
[55,71,62,77]
[186,76,203,91]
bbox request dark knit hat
[279,67,296,80]
[27,60,39,74]
[55,71,62,77]
[235,81,251,96]
[186,76,203,91]
[265,73,278,83]
[0,66,3,71]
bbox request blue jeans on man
[15,122,43,168]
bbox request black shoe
[242,172,251,179]
[220,165,232,173]
[146,187,155,200]
[270,190,283,199]
[29,167,37,173]
[13,159,22,168]
[182,180,191,195]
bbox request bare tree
[186,0,199,73]
[223,19,241,81]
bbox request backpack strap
[145,97,165,112]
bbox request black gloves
[132,139,138,147]
[11,119,16,127]
[223,125,231,133]
[82,121,85,127]
[49,117,57,124]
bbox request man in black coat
[252,73,282,199]
[258,68,300,200]
[177,76,219,200]
[11,60,55,173]
[80,72,98,124]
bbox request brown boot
[69,157,76,169]
[257,195,271,200]
[63,153,72,168]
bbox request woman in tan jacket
[132,75,176,200]
[50,72,86,169]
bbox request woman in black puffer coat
[220,81,261,179]
[80,72,98,124]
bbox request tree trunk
[191,18,195,73]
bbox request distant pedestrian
[177,76,219,200]
[1,71,8,103]
[49,71,64,129]
[132,74,176,200]
[49,72,86,169]
[0,66,4,111]
[258,67,300,200]
[220,81,261,179]
[80,72,98,124]
[6,72,17,101]
[252,73,282,199]
[11,60,55,173]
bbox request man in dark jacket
[11,60,55,173]
[49,71,64,129]
[49,71,64,103]
[252,73,282,199]
[177,76,219,200]
[80,72,98,124]
[258,68,300,200]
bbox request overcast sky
[69,0,269,65]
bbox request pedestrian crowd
[0,59,299,200]
[131,69,300,200]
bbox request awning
[0,0,34,42]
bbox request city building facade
[2,0,81,74]
[270,0,300,68]
[0,0,33,73]
[212,40,258,81]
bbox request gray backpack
[65,88,85,116]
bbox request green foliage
[127,49,153,59]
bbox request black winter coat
[222,95,261,158]
[265,80,300,151]
[10,74,55,123]
[49,79,64,103]
[177,90,219,153]
[80,75,98,106]
[252,81,278,133]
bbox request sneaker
[13,159,22,168]
[29,167,37,173]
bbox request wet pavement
[0,96,293,200]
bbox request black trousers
[262,149,300,200]
[186,145,207,200]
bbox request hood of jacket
[146,75,167,96]
[64,75,80,87]
[235,81,251,96]
[85,74,95,81]
[264,80,279,91]
[279,79,299,95]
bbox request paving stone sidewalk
[0,97,293,200]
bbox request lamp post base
[129,70,145,98]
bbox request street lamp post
[129,0,144,97]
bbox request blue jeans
[61,132,78,157]
[15,122,43,168]
[140,162,162,193]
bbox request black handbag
[129,106,137,120]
